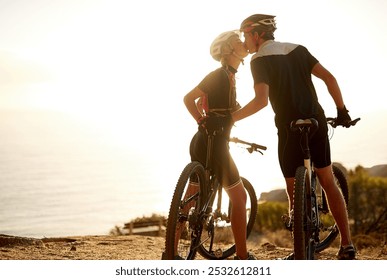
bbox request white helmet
[210,31,240,61]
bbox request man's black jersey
[250,40,324,127]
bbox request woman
[183,30,255,260]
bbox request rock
[0,234,44,248]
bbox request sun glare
[1,0,386,172]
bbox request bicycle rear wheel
[293,166,314,260]
[315,164,349,252]
[197,177,258,259]
[164,161,206,260]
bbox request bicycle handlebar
[229,137,267,154]
[327,117,361,128]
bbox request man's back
[250,40,324,126]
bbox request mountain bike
[163,128,266,260]
[289,117,360,260]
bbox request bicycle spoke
[164,162,205,260]
[197,177,258,259]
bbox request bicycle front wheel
[293,166,313,260]
[164,161,206,260]
[197,177,258,259]
[315,164,349,252]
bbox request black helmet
[240,14,276,34]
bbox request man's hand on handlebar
[336,106,352,128]
[327,116,361,128]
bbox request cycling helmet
[240,14,276,34]
[210,30,240,61]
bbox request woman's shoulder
[203,67,228,82]
[199,67,229,93]
[207,66,227,76]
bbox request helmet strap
[226,42,245,65]
[232,51,245,65]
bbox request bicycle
[163,128,266,260]
[288,117,360,260]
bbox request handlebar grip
[327,117,360,128]
[349,118,361,126]
[229,137,267,151]
[251,143,267,151]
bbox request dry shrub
[212,227,234,243]
[258,229,293,248]
[353,233,384,250]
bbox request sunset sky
[1,0,386,189]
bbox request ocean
[2,108,383,239]
[0,110,179,238]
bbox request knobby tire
[293,166,310,260]
[164,161,205,260]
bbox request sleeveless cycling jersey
[250,40,324,127]
[197,65,239,116]
[189,65,241,187]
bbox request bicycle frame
[200,130,234,232]
[188,130,263,258]
[293,120,320,259]
[290,117,360,259]
[163,121,265,260]
[300,126,313,183]
[202,132,265,224]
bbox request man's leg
[314,165,352,246]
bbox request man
[232,14,356,260]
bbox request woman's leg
[225,179,248,259]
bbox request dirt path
[1,234,386,260]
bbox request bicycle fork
[188,131,226,257]
[186,177,217,252]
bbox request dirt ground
[1,232,386,260]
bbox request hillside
[259,164,387,202]
[365,164,387,177]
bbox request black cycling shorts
[189,130,240,187]
[278,116,331,178]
